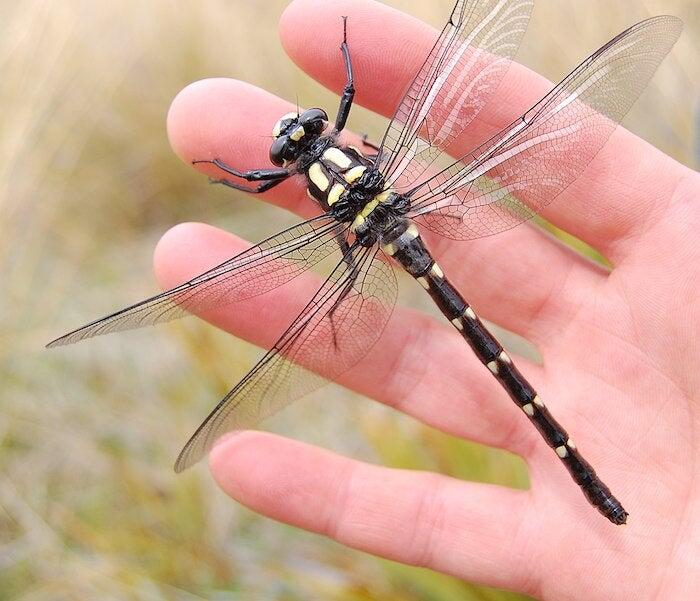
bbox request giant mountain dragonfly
[48,0,682,525]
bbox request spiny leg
[210,177,285,194]
[333,17,356,133]
[193,158,290,182]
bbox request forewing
[408,16,683,240]
[377,0,533,193]
[174,246,397,472]
[47,215,344,346]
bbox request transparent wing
[407,16,683,240]
[174,246,397,472]
[377,0,533,193]
[47,215,345,346]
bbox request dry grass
[0,1,696,599]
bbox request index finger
[279,0,689,262]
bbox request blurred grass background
[0,0,697,599]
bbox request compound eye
[269,136,289,166]
[270,136,298,166]
[299,108,328,135]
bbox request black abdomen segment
[381,222,628,525]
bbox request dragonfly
[48,0,682,526]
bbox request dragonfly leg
[193,158,290,182]
[209,177,286,194]
[333,17,356,133]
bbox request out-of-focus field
[0,1,697,599]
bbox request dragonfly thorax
[349,187,411,247]
[299,141,410,246]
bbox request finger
[210,431,535,594]
[279,0,690,263]
[167,78,602,343]
[154,221,542,456]
[167,78,317,219]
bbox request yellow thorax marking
[375,190,393,204]
[344,166,366,184]
[360,198,379,219]
[350,188,395,231]
[327,183,345,206]
[351,214,366,230]
[323,147,353,169]
[309,162,329,191]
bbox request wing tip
[639,14,684,40]
[46,326,90,348]
[173,435,204,474]
[46,335,69,349]
[647,15,684,58]
[664,15,684,39]
[173,447,196,474]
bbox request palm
[523,178,700,597]
[157,0,700,598]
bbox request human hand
[157,0,700,598]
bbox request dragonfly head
[270,108,329,166]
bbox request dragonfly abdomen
[382,220,629,525]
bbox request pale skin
[157,1,700,599]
